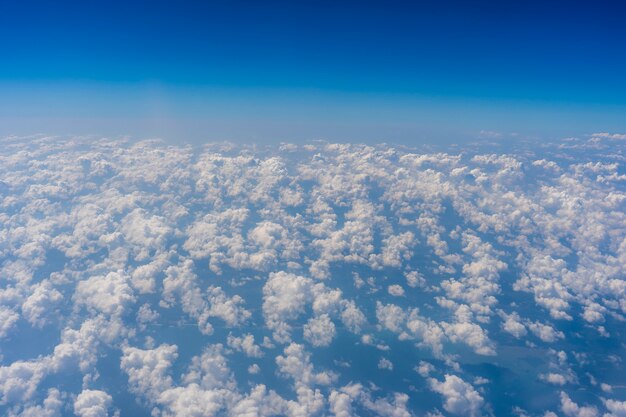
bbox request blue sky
[1,0,625,143]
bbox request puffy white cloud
[136,303,159,330]
[182,344,235,390]
[378,358,393,371]
[21,280,63,327]
[120,344,178,400]
[120,208,172,261]
[440,232,506,318]
[0,306,19,338]
[541,373,569,386]
[361,391,412,417]
[387,285,405,297]
[376,302,407,334]
[183,209,295,273]
[263,271,360,343]
[206,286,251,327]
[227,333,264,358]
[156,384,229,417]
[526,321,564,343]
[73,271,135,316]
[380,232,415,267]
[161,259,213,334]
[539,350,577,386]
[73,389,113,417]
[275,343,336,388]
[50,317,111,373]
[441,321,495,356]
[415,361,435,377]
[263,272,312,343]
[404,270,426,288]
[329,390,353,417]
[0,360,46,405]
[560,392,599,417]
[498,310,528,339]
[429,374,485,417]
[130,252,170,294]
[303,314,336,347]
[12,388,64,417]
[603,398,626,417]
[404,310,447,357]
[339,300,367,334]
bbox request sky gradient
[1,0,625,143]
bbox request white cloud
[303,314,336,347]
[0,360,46,405]
[206,286,251,327]
[120,208,172,261]
[13,388,64,417]
[182,344,235,390]
[429,374,485,417]
[603,398,626,417]
[378,358,393,371]
[227,333,264,358]
[498,310,527,339]
[73,389,113,417]
[441,321,496,356]
[591,132,626,140]
[388,285,405,297]
[120,344,178,400]
[161,260,213,334]
[275,343,336,389]
[21,281,63,328]
[0,306,19,338]
[263,272,312,343]
[527,321,564,343]
[73,271,135,316]
[4,137,626,417]
[560,392,599,417]
[376,302,407,334]
[415,361,434,377]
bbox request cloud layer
[1,135,625,416]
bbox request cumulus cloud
[303,314,336,347]
[263,272,313,343]
[429,375,485,417]
[2,136,626,417]
[13,388,64,417]
[73,389,113,417]
[378,358,393,370]
[0,306,19,338]
[560,392,599,417]
[387,285,405,297]
[120,344,178,400]
[73,271,135,316]
[0,360,46,405]
[275,343,336,387]
[603,398,626,417]
[227,333,264,358]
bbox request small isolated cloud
[378,358,394,371]
[388,285,405,297]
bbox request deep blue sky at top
[1,0,625,143]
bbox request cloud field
[1,135,625,416]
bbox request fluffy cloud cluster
[1,135,625,416]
